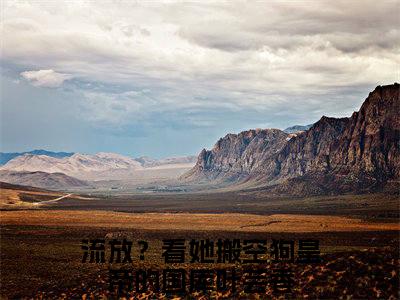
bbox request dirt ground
[1,210,399,233]
[0,189,399,299]
[1,222,398,299]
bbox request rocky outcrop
[183,83,400,194]
[183,128,289,182]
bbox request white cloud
[20,69,72,88]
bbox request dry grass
[0,188,63,207]
[1,210,399,232]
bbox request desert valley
[0,84,399,299]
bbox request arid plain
[1,183,399,299]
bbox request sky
[0,0,399,158]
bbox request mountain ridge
[0,149,74,165]
[182,83,400,195]
[0,170,89,190]
[0,152,143,180]
[0,152,197,181]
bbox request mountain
[0,181,52,192]
[135,155,197,168]
[134,156,156,166]
[0,151,197,181]
[283,124,313,133]
[183,83,400,195]
[0,149,74,165]
[0,170,89,190]
[183,128,289,182]
[0,152,143,180]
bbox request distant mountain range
[0,150,74,165]
[135,155,197,168]
[0,152,143,180]
[0,150,196,166]
[0,151,197,186]
[283,124,313,133]
[182,83,400,195]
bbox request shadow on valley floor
[26,191,400,220]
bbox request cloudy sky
[1,0,399,158]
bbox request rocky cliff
[183,128,289,182]
[182,83,400,194]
